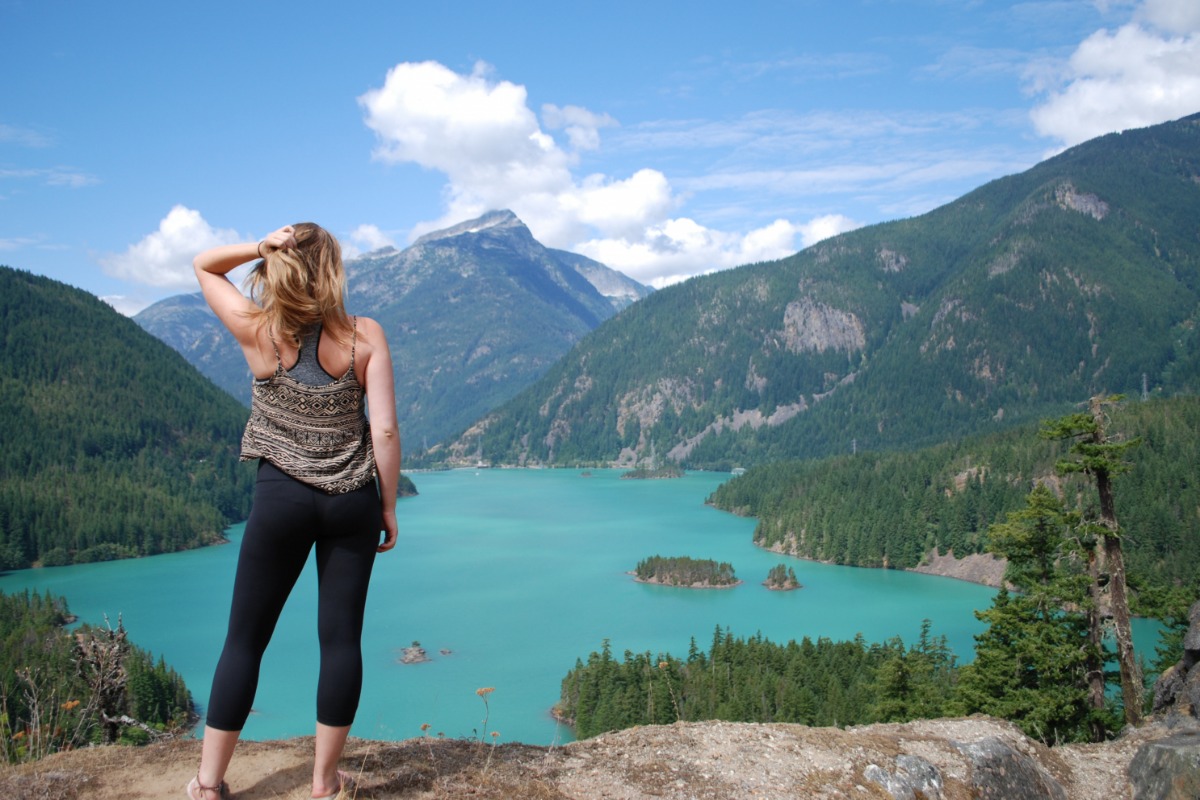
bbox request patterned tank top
[239,318,377,494]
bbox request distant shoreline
[757,540,1006,589]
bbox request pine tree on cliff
[1041,394,1143,727]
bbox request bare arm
[193,226,296,348]
[360,317,401,552]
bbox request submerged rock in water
[399,644,430,664]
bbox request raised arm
[193,225,297,348]
[359,317,401,552]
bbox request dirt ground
[0,716,1170,800]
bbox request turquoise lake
[0,468,1162,745]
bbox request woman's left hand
[377,509,398,553]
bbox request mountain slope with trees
[0,267,253,569]
[441,113,1200,469]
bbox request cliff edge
[3,715,1197,799]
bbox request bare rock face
[955,737,1067,799]
[1152,601,1200,719]
[776,297,865,355]
[1128,727,1200,800]
[1137,602,1200,798]
[1055,182,1110,220]
[863,754,943,799]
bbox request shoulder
[351,316,391,362]
[354,315,386,337]
[353,315,389,348]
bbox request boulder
[863,754,943,799]
[1152,600,1200,718]
[1129,729,1200,800]
[955,736,1068,799]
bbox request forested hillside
[132,293,251,404]
[0,589,193,762]
[443,113,1200,469]
[708,395,1200,608]
[0,267,253,569]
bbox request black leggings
[205,460,382,731]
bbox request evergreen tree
[954,486,1101,743]
[1041,394,1143,725]
[955,588,1095,743]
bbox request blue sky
[3,0,1199,314]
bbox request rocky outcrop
[1151,601,1200,719]
[773,297,866,355]
[1128,726,1200,800]
[1055,182,1110,220]
[1136,601,1200,798]
[910,548,1007,587]
[3,715,1193,799]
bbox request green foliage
[953,589,1100,744]
[0,267,254,567]
[764,563,800,589]
[634,555,737,587]
[953,488,1102,744]
[621,464,685,479]
[1040,405,1139,482]
[708,396,1200,607]
[558,624,958,739]
[0,589,193,762]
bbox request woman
[188,223,400,800]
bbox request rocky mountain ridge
[134,210,652,446]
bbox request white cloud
[359,60,850,286]
[541,104,617,152]
[100,295,154,317]
[360,60,569,194]
[0,235,42,251]
[343,223,397,259]
[1029,0,1200,147]
[1137,0,1200,34]
[102,206,242,289]
[573,213,861,288]
[797,214,862,248]
[0,166,98,188]
[0,123,51,148]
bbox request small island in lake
[399,640,430,664]
[632,555,741,588]
[763,563,802,591]
[621,464,684,480]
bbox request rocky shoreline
[908,548,1007,587]
[760,539,1007,588]
[630,573,743,589]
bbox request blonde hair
[244,222,352,346]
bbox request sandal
[186,774,231,800]
[313,769,353,800]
